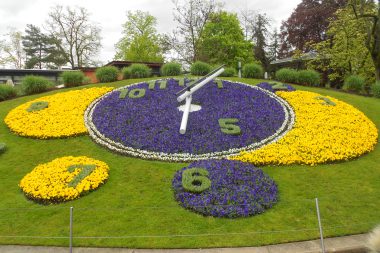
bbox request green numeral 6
[218,118,241,135]
[182,168,211,193]
[67,164,96,188]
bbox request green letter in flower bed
[67,164,96,188]
[128,88,146,99]
[182,168,211,193]
[27,101,49,112]
[218,118,241,135]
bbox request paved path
[0,234,368,253]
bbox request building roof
[105,61,164,68]
[270,51,318,65]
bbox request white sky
[0,0,300,64]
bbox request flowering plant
[172,159,278,218]
[5,87,113,139]
[19,156,109,204]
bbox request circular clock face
[85,79,294,161]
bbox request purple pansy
[172,159,278,218]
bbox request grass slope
[0,77,379,248]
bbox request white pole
[315,198,325,253]
[69,206,73,253]
[179,95,192,134]
[177,68,225,103]
[238,62,242,78]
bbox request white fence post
[69,206,73,253]
[315,198,325,253]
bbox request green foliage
[129,64,151,78]
[308,6,376,87]
[372,82,380,98]
[115,10,164,62]
[198,11,254,67]
[298,70,320,86]
[26,101,49,112]
[21,75,52,95]
[160,62,182,76]
[242,63,264,78]
[128,88,146,99]
[0,143,6,154]
[67,164,96,188]
[95,66,119,83]
[182,168,211,193]
[315,96,336,106]
[121,67,131,79]
[190,61,211,76]
[275,68,299,83]
[82,76,91,85]
[343,75,365,92]
[61,71,85,87]
[220,67,236,77]
[0,84,17,101]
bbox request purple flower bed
[89,79,289,157]
[172,159,278,218]
[257,82,296,93]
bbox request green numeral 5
[67,164,96,188]
[218,118,241,135]
[182,168,211,193]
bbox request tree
[0,28,25,69]
[308,5,375,87]
[47,5,101,69]
[279,0,347,57]
[22,24,66,69]
[350,0,380,81]
[197,11,254,67]
[268,28,280,62]
[115,10,164,62]
[167,0,223,64]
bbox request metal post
[315,198,325,253]
[238,62,242,78]
[69,206,73,253]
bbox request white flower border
[84,79,295,162]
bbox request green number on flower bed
[182,168,211,193]
[315,96,336,106]
[26,101,49,112]
[119,89,129,99]
[218,118,241,135]
[175,78,185,87]
[148,80,156,90]
[128,88,146,99]
[159,80,167,90]
[216,80,223,89]
[67,164,96,188]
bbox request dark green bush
[95,66,119,83]
[129,64,152,78]
[161,62,182,76]
[122,67,131,79]
[61,71,85,87]
[220,67,236,77]
[372,82,380,98]
[343,75,365,92]
[82,76,91,85]
[0,84,17,101]
[21,75,52,95]
[242,63,264,78]
[298,70,321,86]
[190,61,211,76]
[0,143,6,154]
[275,68,299,83]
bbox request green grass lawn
[0,77,379,248]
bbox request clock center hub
[177,103,202,113]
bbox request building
[0,69,67,85]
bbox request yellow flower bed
[4,87,113,138]
[19,156,109,203]
[232,91,378,165]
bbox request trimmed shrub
[372,82,380,98]
[275,68,299,83]
[95,66,119,83]
[220,67,236,77]
[343,75,365,92]
[190,61,211,76]
[61,71,85,87]
[161,62,182,76]
[298,70,321,86]
[242,63,264,78]
[21,75,52,95]
[129,64,152,78]
[0,143,6,154]
[122,67,131,79]
[82,76,91,85]
[0,84,17,101]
